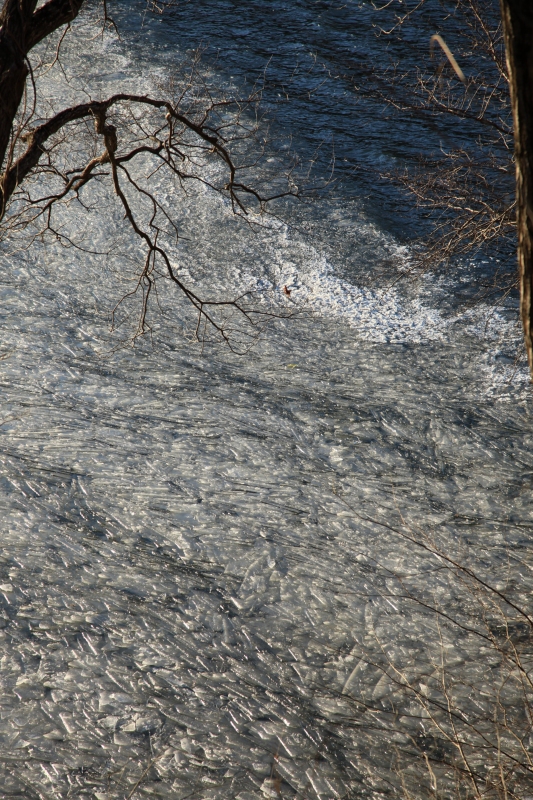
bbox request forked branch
[1,87,302,350]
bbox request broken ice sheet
[0,2,532,799]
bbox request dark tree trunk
[0,1,33,173]
[500,0,533,379]
[0,0,84,190]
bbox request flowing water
[1,2,533,799]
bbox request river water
[1,2,533,799]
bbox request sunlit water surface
[1,3,532,799]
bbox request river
[1,2,532,799]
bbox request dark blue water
[114,0,513,291]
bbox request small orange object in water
[283,285,291,296]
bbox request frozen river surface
[1,2,533,799]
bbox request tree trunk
[500,0,533,379]
[0,0,85,183]
[0,1,32,174]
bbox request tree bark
[0,0,85,178]
[500,0,533,378]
